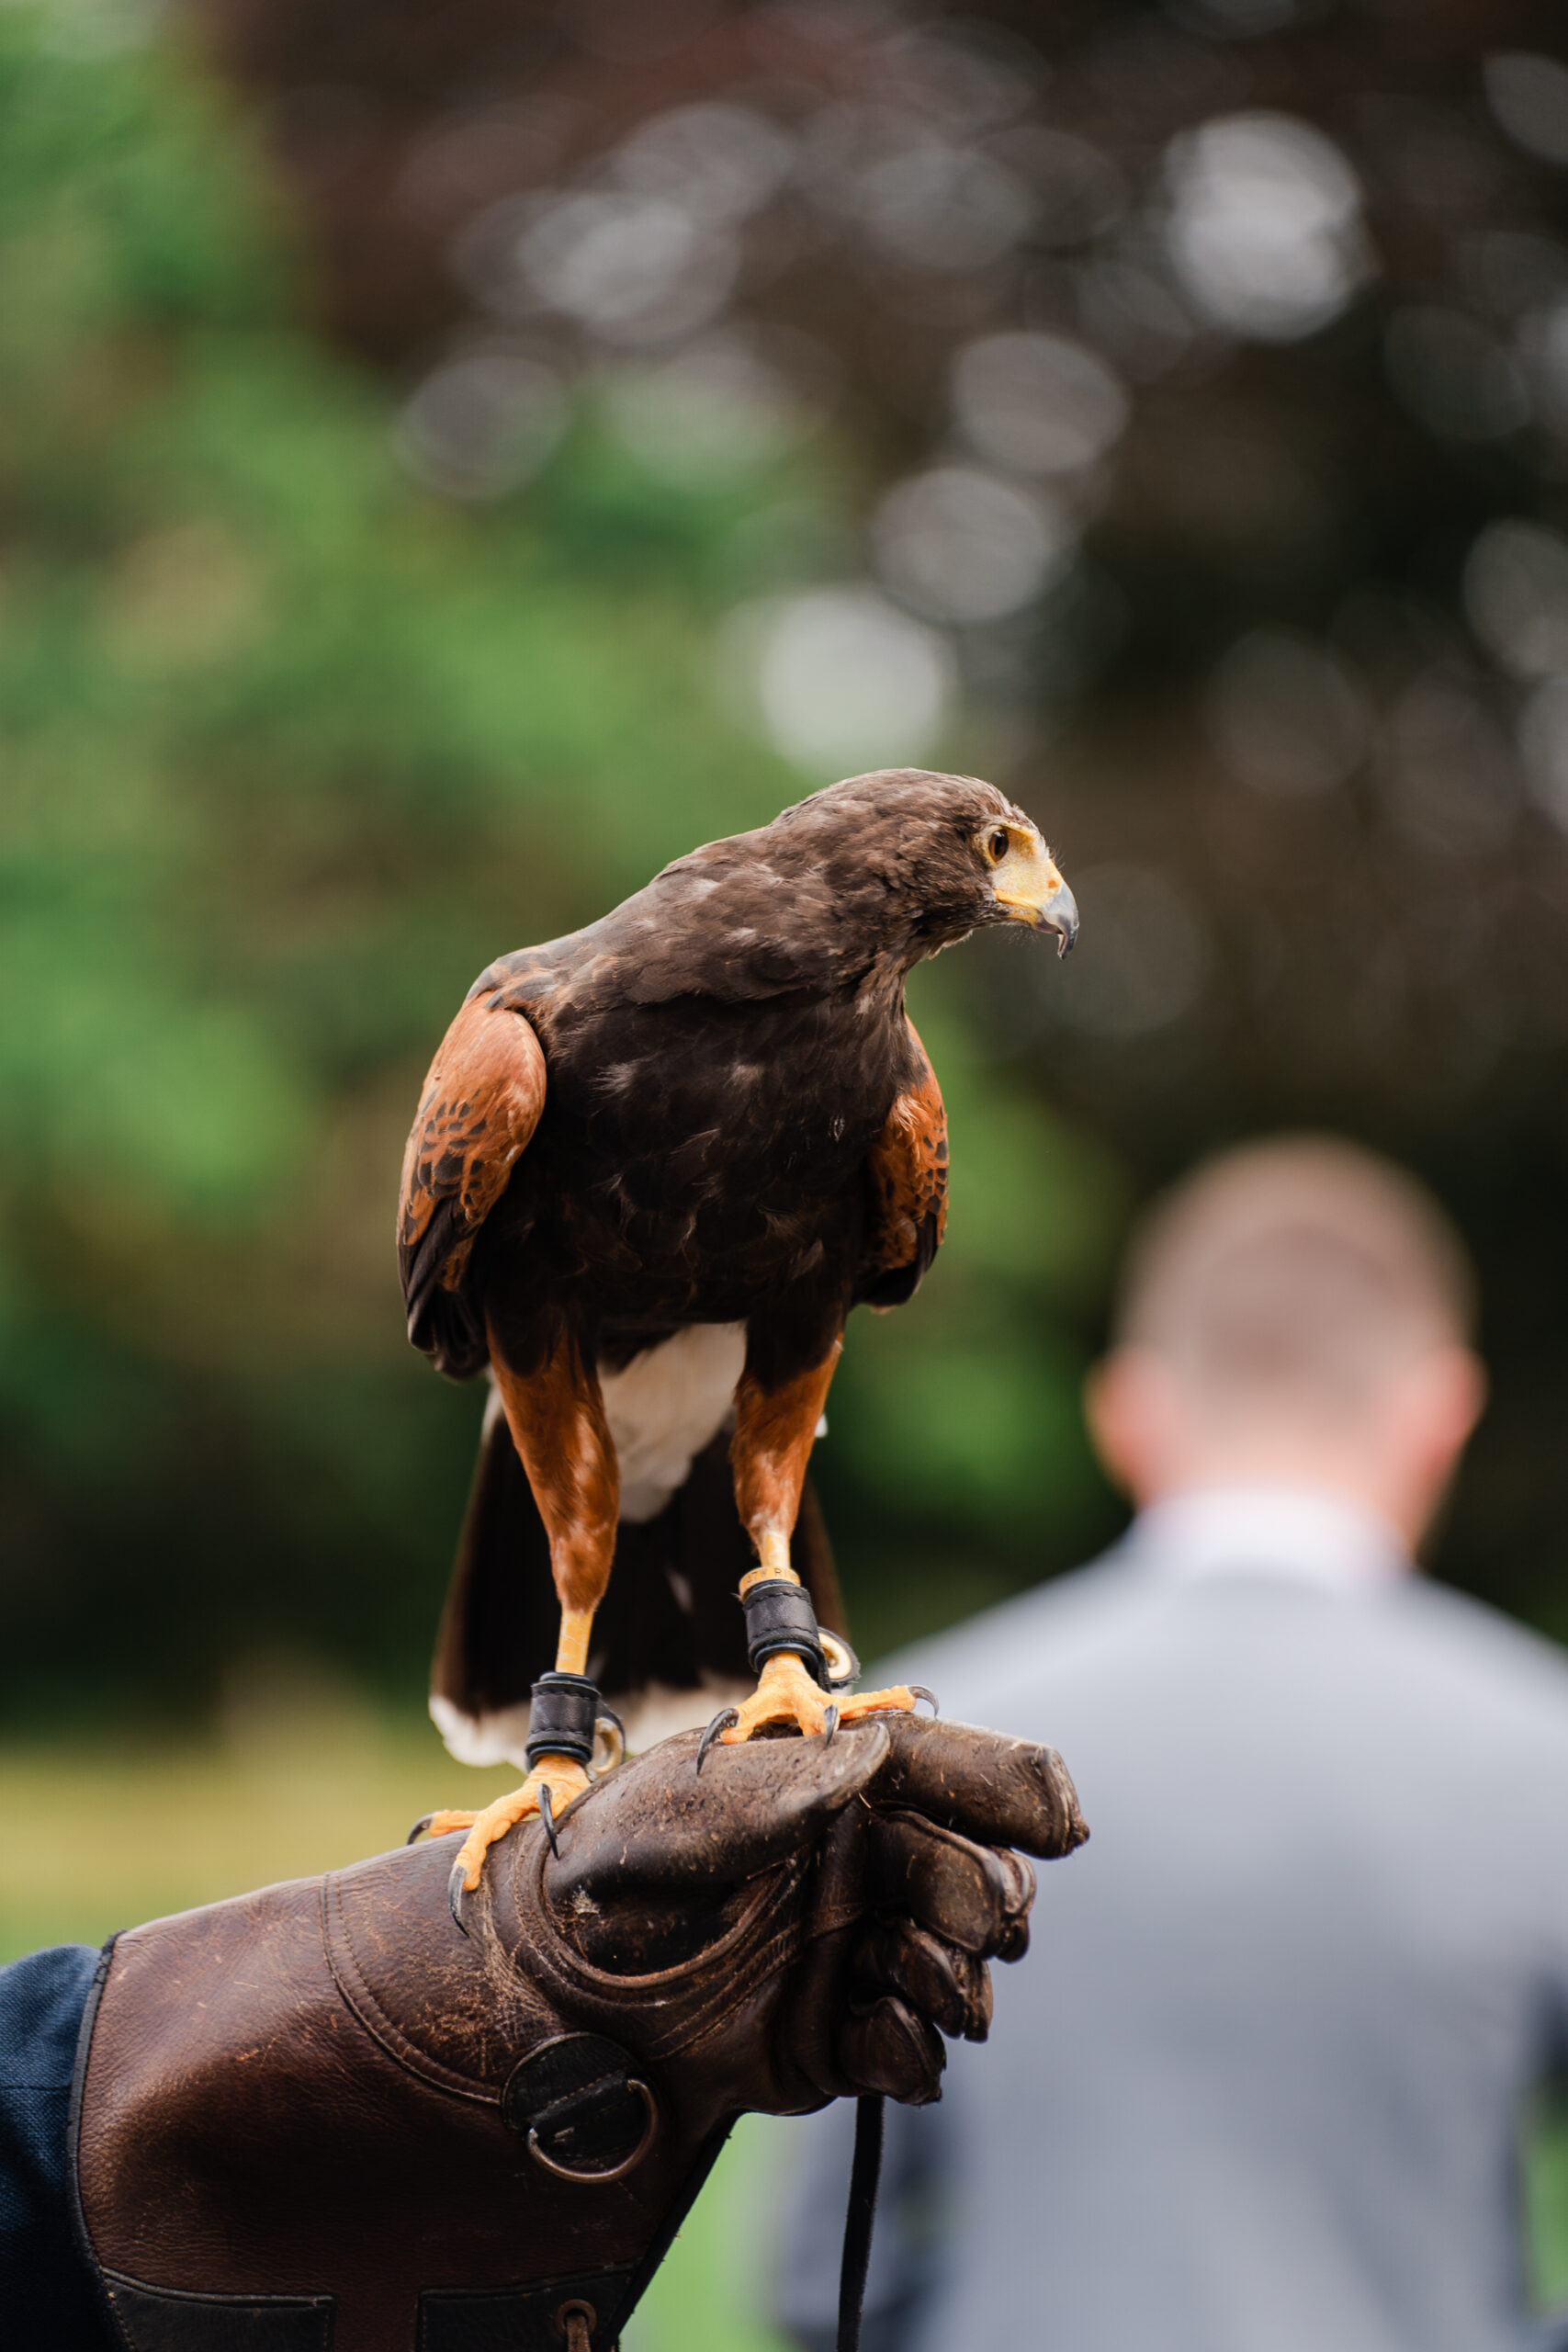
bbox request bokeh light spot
[1205,629,1371,798]
[855,140,1035,273]
[1464,519,1568,678]
[1517,675,1568,831]
[395,349,567,500]
[506,189,739,344]
[1484,53,1568,168]
[1164,112,1371,342]
[599,333,826,489]
[873,467,1073,625]
[725,586,955,775]
[952,332,1130,476]
[613,102,796,223]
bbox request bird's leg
[714,1343,916,1750]
[417,1329,618,1912]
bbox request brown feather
[861,1016,948,1303]
[397,996,546,1329]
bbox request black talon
[447,1860,470,1938]
[696,1707,739,1773]
[537,1783,561,1860]
[909,1685,940,1717]
[407,1813,437,1846]
[821,1704,840,1746]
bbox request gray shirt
[774,1489,1568,2352]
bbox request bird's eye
[987,827,1010,863]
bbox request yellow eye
[987,827,1010,863]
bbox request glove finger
[837,1995,946,2105]
[870,1713,1088,1859]
[856,1917,993,2042]
[867,1810,1035,1958]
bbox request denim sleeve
[0,1942,117,2348]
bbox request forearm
[0,1944,115,2351]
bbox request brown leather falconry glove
[72,1715,1086,2352]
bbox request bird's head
[776,768,1078,967]
[968,798,1078,958]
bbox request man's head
[1087,1136,1484,1549]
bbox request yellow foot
[708,1651,919,1753]
[411,1807,482,1840]
[410,1751,591,1931]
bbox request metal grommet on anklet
[820,1630,862,1692]
[591,1702,626,1776]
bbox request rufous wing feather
[858,1015,948,1309]
[398,992,546,1368]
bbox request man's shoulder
[887,1544,1568,1751]
[886,1546,1151,1722]
[1382,1573,1568,1724]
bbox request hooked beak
[994,842,1079,959]
[1040,867,1078,959]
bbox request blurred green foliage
[1524,2082,1568,2317]
[0,9,1124,1728]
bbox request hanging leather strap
[835,2093,885,2352]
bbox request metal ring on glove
[554,2298,596,2348]
[526,2077,658,2185]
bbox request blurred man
[777,1135,1568,2352]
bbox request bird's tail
[429,1393,847,1770]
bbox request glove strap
[525,1673,601,1770]
[836,2093,886,2352]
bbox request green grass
[1523,2087,1568,2318]
[628,2114,793,2352]
[0,1677,522,1962]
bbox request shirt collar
[1126,1484,1411,1593]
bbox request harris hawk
[399,768,1077,1911]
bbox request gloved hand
[73,1715,1085,2352]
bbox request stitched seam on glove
[512,1846,814,2063]
[321,1875,501,2104]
